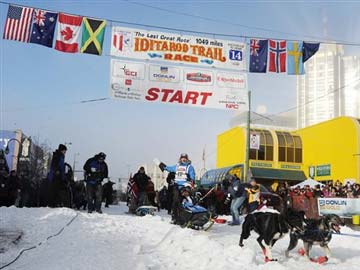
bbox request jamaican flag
[80,17,106,55]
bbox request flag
[127,177,138,200]
[29,9,58,48]
[302,42,320,62]
[80,17,106,55]
[3,5,33,43]
[249,39,268,73]
[268,40,287,73]
[287,41,304,75]
[55,13,82,53]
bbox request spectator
[102,180,115,208]
[313,184,324,198]
[48,144,70,208]
[84,152,108,214]
[353,184,360,198]
[133,167,150,207]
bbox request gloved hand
[224,194,231,204]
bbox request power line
[0,0,360,46]
[126,1,358,45]
[2,97,110,112]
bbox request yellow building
[217,117,360,184]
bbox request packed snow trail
[1,204,360,270]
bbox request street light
[4,138,22,155]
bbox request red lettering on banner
[164,53,198,63]
[184,91,199,104]
[145,88,159,101]
[161,89,174,102]
[145,88,212,106]
[199,92,213,105]
[225,103,239,109]
[169,91,183,103]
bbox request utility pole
[244,90,251,182]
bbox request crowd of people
[0,144,116,213]
[2,144,360,225]
[274,180,360,201]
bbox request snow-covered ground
[1,203,360,270]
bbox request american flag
[3,5,34,42]
[127,176,138,200]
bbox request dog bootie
[317,256,328,264]
[297,248,305,256]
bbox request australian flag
[30,9,58,47]
[249,39,268,73]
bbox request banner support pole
[244,90,251,182]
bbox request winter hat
[58,144,67,151]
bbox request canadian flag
[55,13,82,53]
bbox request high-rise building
[296,44,344,128]
[341,56,360,118]
[297,44,360,128]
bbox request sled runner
[177,202,214,231]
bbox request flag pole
[244,90,251,182]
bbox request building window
[249,129,274,161]
[276,132,303,163]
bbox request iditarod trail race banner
[110,26,246,71]
[109,59,248,111]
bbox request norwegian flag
[3,5,33,43]
[268,40,287,73]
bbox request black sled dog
[239,208,305,262]
[285,214,344,264]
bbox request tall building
[342,56,360,118]
[296,44,344,128]
[297,44,360,128]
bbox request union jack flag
[268,40,287,73]
[250,39,261,56]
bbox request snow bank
[1,204,360,270]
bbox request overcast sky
[1,0,359,179]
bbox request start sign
[110,59,248,111]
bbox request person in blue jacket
[164,153,195,223]
[48,144,70,207]
[225,174,247,226]
[83,152,108,214]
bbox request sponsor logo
[160,66,168,74]
[149,65,179,83]
[111,83,121,90]
[125,79,132,86]
[112,61,145,79]
[225,103,239,109]
[217,72,246,88]
[113,31,132,51]
[124,69,137,77]
[186,72,212,83]
[319,199,347,207]
[152,73,176,80]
